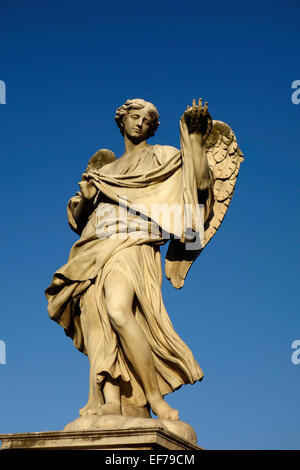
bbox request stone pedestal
[0,427,201,450]
[0,415,202,450]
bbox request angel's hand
[182,98,212,142]
[79,176,98,201]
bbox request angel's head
[115,98,160,142]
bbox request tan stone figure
[45,98,243,430]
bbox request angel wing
[79,148,117,207]
[203,120,244,247]
[85,148,116,172]
[165,120,244,289]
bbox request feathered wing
[165,120,244,289]
[203,120,244,247]
[85,148,116,172]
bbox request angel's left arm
[182,98,213,191]
[189,133,211,190]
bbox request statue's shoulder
[153,144,180,163]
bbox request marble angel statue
[45,98,244,422]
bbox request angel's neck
[122,135,151,158]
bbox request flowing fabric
[45,143,207,408]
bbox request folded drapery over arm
[165,116,244,290]
[165,119,214,289]
[67,149,116,236]
[189,132,212,191]
[67,192,96,235]
[181,117,215,224]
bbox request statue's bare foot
[96,403,121,415]
[79,397,102,416]
[79,389,104,416]
[80,403,93,416]
[150,398,179,420]
[80,402,121,416]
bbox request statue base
[0,415,202,450]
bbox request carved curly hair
[115,98,160,138]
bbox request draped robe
[45,140,212,411]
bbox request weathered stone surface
[0,425,202,450]
[63,414,197,444]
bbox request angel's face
[123,108,153,143]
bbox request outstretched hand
[182,98,212,142]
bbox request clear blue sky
[0,0,299,450]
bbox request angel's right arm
[67,192,95,235]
